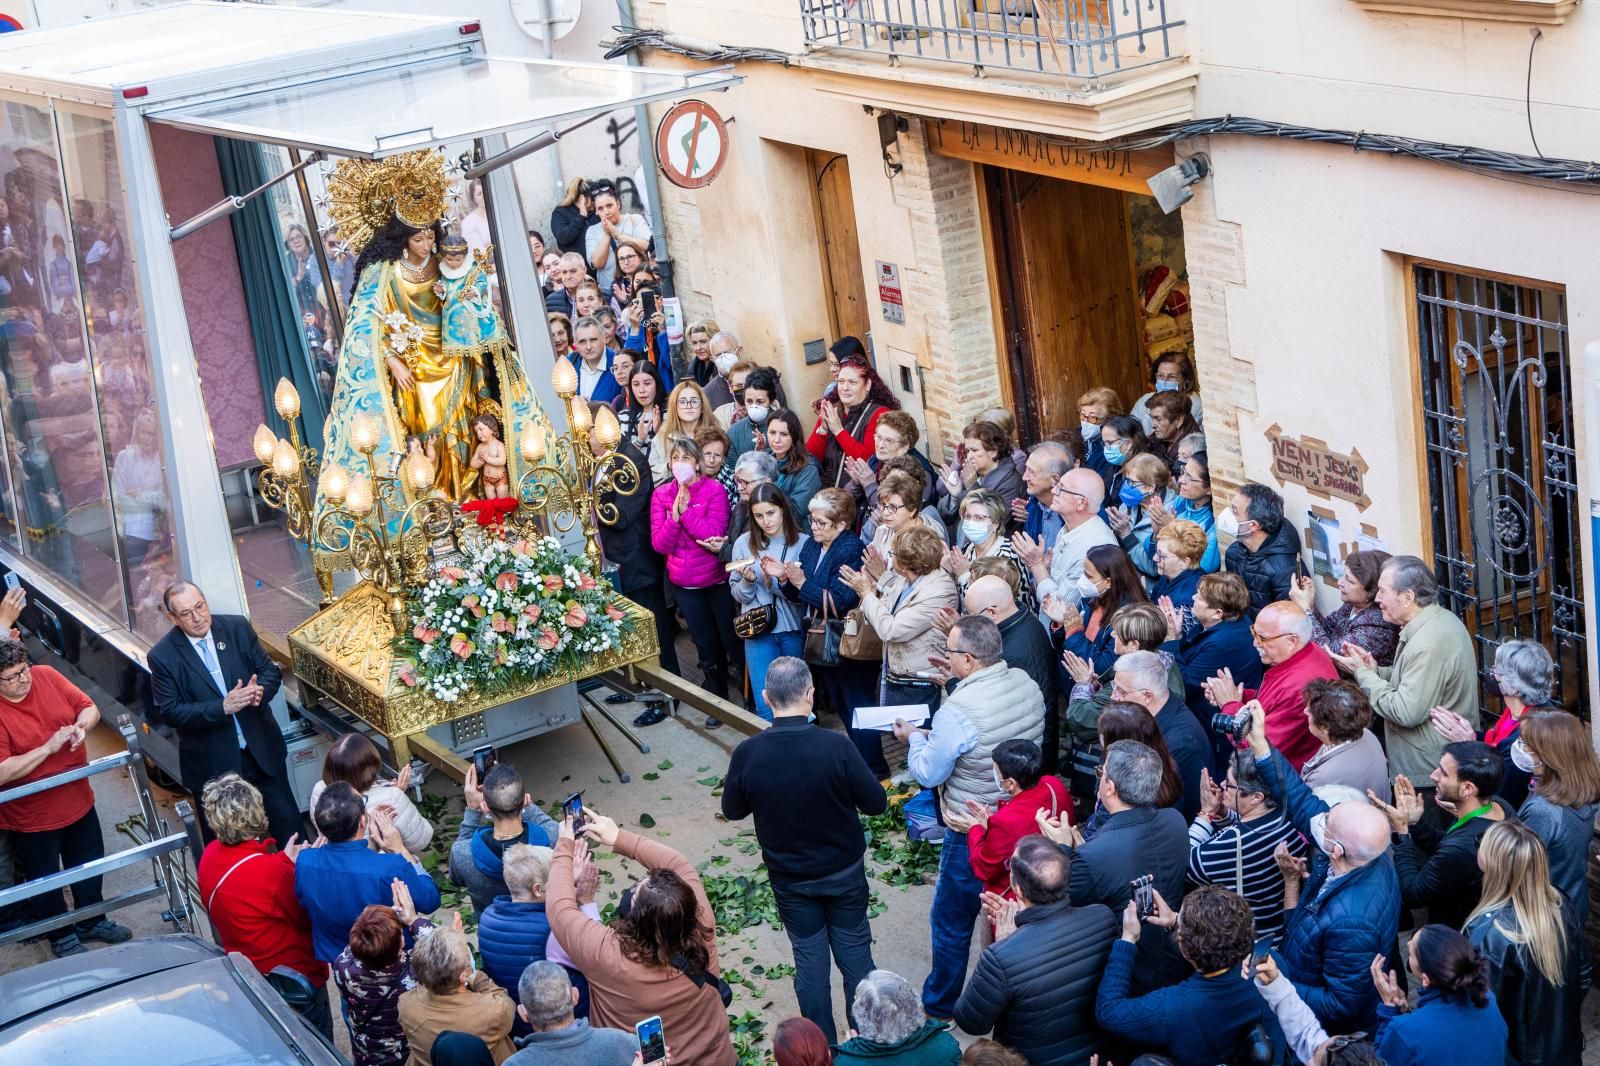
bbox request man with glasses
[890,615,1043,1021]
[1012,467,1115,625]
[1205,600,1337,771]
[150,581,300,846]
[0,636,132,956]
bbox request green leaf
[697,765,711,773]
[638,812,657,828]
[696,775,723,787]
[642,772,660,781]
[657,759,673,771]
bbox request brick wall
[1178,137,1254,498]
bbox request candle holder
[516,360,639,568]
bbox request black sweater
[1392,800,1514,931]
[721,716,888,884]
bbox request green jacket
[1064,660,1186,745]
[1353,604,1478,780]
[832,1020,960,1066]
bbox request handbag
[804,591,843,666]
[733,542,794,640]
[838,604,884,662]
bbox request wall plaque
[1265,424,1371,510]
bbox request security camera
[1147,153,1211,214]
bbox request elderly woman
[868,470,948,576]
[1289,548,1399,667]
[1187,751,1307,944]
[833,969,960,1065]
[335,899,439,1066]
[1149,519,1207,638]
[308,733,432,856]
[1429,639,1555,811]
[1131,352,1204,436]
[714,448,780,567]
[942,487,1034,612]
[846,524,958,718]
[1145,389,1202,468]
[1109,452,1177,579]
[1159,572,1263,725]
[549,811,739,1065]
[1298,678,1391,802]
[863,460,942,544]
[846,409,938,512]
[196,773,327,1035]
[937,419,1026,540]
[1147,451,1220,573]
[397,924,516,1065]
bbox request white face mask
[1309,811,1330,852]
[1217,508,1249,539]
[714,353,738,376]
[1510,738,1537,774]
[1076,574,1103,600]
[992,767,1008,793]
[960,518,992,545]
[1080,421,1099,442]
[745,404,770,423]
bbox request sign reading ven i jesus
[1265,424,1371,510]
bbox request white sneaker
[889,770,916,787]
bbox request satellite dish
[509,0,582,43]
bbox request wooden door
[986,168,1146,441]
[809,151,872,348]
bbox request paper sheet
[854,704,927,732]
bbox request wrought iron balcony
[798,0,1185,84]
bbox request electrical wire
[1526,28,1545,160]
[603,27,792,66]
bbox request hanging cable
[1526,28,1545,160]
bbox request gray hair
[1312,783,1367,809]
[1104,740,1163,808]
[853,970,925,1045]
[734,450,777,482]
[1114,650,1169,700]
[502,843,552,897]
[517,960,575,1028]
[949,615,1003,667]
[1028,441,1072,479]
[666,433,703,465]
[572,315,603,336]
[1229,751,1276,812]
[763,656,813,712]
[410,926,471,995]
[1383,555,1438,607]
[1493,640,1555,706]
[709,330,741,352]
[1176,431,1207,457]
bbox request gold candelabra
[517,358,639,568]
[254,379,455,626]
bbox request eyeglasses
[944,644,972,658]
[1250,626,1295,643]
[678,396,702,408]
[876,434,903,447]
[171,605,208,621]
[0,664,30,685]
[879,501,908,513]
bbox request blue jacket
[1148,567,1201,639]
[1258,748,1401,1033]
[782,531,866,614]
[477,896,553,995]
[294,840,441,963]
[1023,497,1064,552]
[1096,939,1287,1066]
[1167,496,1220,572]
[566,349,622,406]
[1374,989,1508,1066]
[1161,617,1264,724]
[620,326,675,394]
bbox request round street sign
[655,100,729,190]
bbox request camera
[1211,709,1252,742]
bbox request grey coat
[448,806,560,916]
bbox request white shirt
[585,213,651,295]
[188,629,247,747]
[577,356,606,401]
[1037,515,1116,613]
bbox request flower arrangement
[394,534,632,703]
[383,310,425,367]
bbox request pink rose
[522,603,543,623]
[564,603,588,628]
[412,624,441,644]
[542,574,565,594]
[494,572,518,593]
[462,594,484,618]
[577,572,598,591]
[605,604,626,622]
[398,666,418,688]
[491,613,514,634]
[438,566,467,582]
[537,626,561,651]
[449,634,474,659]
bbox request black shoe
[605,692,636,705]
[50,932,86,957]
[703,715,722,730]
[77,918,132,945]
[632,706,667,727]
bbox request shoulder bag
[803,590,843,666]
[733,542,795,640]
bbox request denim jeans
[922,829,983,1019]
[770,859,877,1045]
[745,629,805,720]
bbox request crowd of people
[1,172,1598,1066]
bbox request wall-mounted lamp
[875,109,909,178]
[1147,153,1210,214]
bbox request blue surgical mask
[1118,483,1146,511]
[960,518,992,545]
[1104,444,1125,466]
[1154,380,1181,393]
[1080,421,1098,442]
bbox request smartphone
[1295,553,1310,580]
[563,791,586,831]
[635,1015,666,1064]
[641,288,660,320]
[1249,934,1275,978]
[471,745,497,780]
[1131,874,1155,919]
[3,572,18,593]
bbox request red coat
[967,775,1070,897]
[197,838,327,986]
[1224,641,1338,770]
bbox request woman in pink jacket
[651,434,740,713]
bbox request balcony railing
[799,0,1184,83]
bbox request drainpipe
[616,0,676,300]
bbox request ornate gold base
[287,579,660,740]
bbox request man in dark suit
[149,580,301,845]
[591,423,678,676]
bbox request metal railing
[0,719,201,947]
[799,0,1184,82]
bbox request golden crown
[324,150,451,253]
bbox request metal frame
[1414,263,1587,714]
[798,0,1184,82]
[0,720,199,946]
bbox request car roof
[0,935,343,1065]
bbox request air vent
[802,338,827,365]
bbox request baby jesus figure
[470,413,511,500]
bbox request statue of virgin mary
[312,151,548,566]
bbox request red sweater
[197,838,327,986]
[805,406,885,465]
[967,775,1070,897]
[1224,641,1338,770]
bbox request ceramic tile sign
[1265,423,1371,510]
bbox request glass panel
[0,97,126,624]
[151,55,735,159]
[57,107,179,641]
[259,143,341,410]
